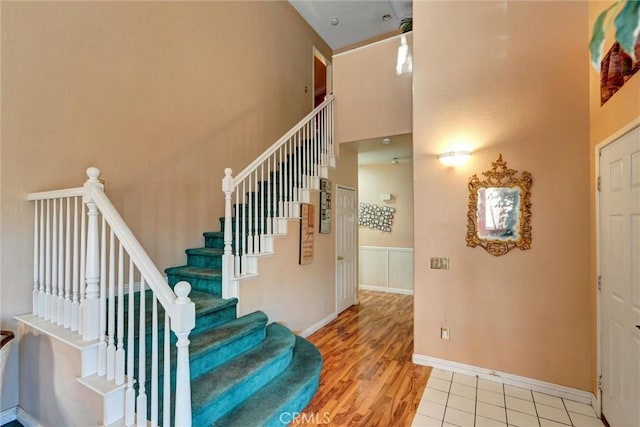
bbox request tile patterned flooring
[412,369,605,427]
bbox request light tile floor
[412,369,605,427]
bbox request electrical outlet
[441,327,450,340]
[430,257,450,270]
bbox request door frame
[595,117,640,419]
[335,184,358,314]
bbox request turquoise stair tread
[186,247,225,256]
[189,311,267,358]
[191,323,295,422]
[189,290,237,316]
[165,265,222,279]
[212,336,322,427]
[203,231,224,237]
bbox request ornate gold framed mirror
[466,154,532,256]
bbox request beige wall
[358,161,413,248]
[413,1,592,391]
[333,33,412,144]
[588,1,640,391]
[239,148,358,333]
[0,0,331,416]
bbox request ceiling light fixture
[382,137,391,145]
[438,151,472,167]
[382,14,392,22]
[330,17,339,26]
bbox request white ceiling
[289,0,412,50]
[343,133,413,165]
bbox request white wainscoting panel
[359,246,413,295]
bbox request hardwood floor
[297,290,432,426]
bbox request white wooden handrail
[233,95,334,184]
[84,184,180,320]
[221,96,335,298]
[27,167,195,426]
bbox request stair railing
[221,95,335,298]
[27,167,196,427]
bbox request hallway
[299,290,431,426]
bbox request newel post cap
[86,167,101,183]
[222,168,234,192]
[172,281,195,333]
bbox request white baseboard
[298,312,337,338]
[1,406,41,427]
[17,406,41,427]
[413,353,596,408]
[359,284,413,295]
[0,406,17,424]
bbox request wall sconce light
[438,151,472,167]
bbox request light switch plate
[430,257,450,270]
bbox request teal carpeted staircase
[160,187,322,425]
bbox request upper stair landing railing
[26,167,195,426]
[221,96,335,297]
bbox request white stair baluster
[56,198,64,324]
[248,175,253,255]
[253,170,259,251]
[151,294,158,427]
[125,259,135,426]
[64,197,72,328]
[267,158,272,234]
[106,229,116,380]
[98,215,107,374]
[284,142,289,217]
[163,311,170,427]
[136,277,147,427]
[234,184,240,276]
[75,198,85,333]
[39,199,46,317]
[50,198,58,323]
[33,200,39,315]
[303,123,309,189]
[293,134,298,204]
[278,147,282,218]
[241,180,247,274]
[115,243,125,385]
[259,163,264,250]
[44,199,51,320]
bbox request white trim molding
[359,246,413,294]
[0,406,17,425]
[298,312,337,338]
[359,284,413,295]
[1,406,41,427]
[413,354,597,411]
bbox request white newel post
[221,168,236,299]
[172,281,195,427]
[82,167,104,341]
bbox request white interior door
[600,125,640,427]
[336,186,357,314]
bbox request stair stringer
[226,186,322,305]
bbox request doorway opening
[354,134,414,296]
[313,48,331,108]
